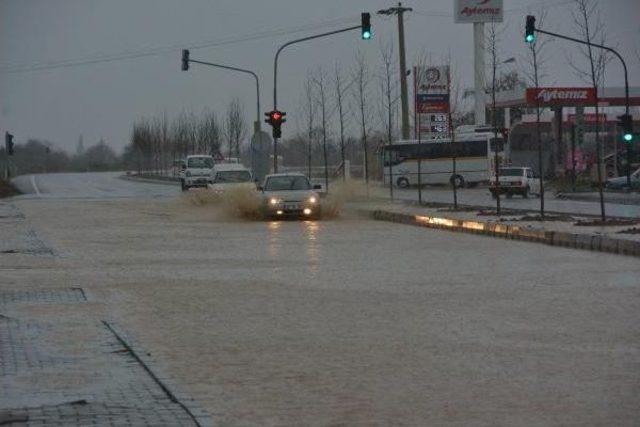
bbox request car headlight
[269,197,279,205]
[308,196,317,204]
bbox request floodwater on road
[3,172,640,425]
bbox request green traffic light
[624,133,633,142]
[362,30,371,40]
[525,34,535,43]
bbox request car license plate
[284,204,298,210]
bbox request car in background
[259,173,321,219]
[208,164,254,194]
[181,155,214,191]
[490,167,540,199]
[605,167,640,190]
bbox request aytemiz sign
[454,0,503,23]
[526,88,597,106]
[415,66,450,137]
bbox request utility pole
[378,3,412,140]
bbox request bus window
[383,149,400,166]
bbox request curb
[360,209,640,258]
[119,174,181,186]
[102,321,213,427]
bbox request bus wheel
[450,175,465,189]
[397,178,410,188]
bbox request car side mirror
[313,184,322,190]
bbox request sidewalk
[556,190,640,206]
[351,200,640,258]
[0,201,212,426]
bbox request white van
[208,163,255,194]
[181,155,214,191]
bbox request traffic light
[525,15,536,43]
[618,113,633,142]
[181,49,190,71]
[265,110,286,138]
[361,13,372,40]
[5,132,14,156]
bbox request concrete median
[361,208,640,258]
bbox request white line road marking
[30,175,41,196]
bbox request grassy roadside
[0,178,21,198]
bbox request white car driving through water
[259,173,321,219]
[208,164,254,194]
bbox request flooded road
[3,172,639,425]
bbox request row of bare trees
[125,99,247,174]
[284,42,405,189]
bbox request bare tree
[487,20,504,215]
[413,49,434,204]
[333,62,350,181]
[445,54,464,209]
[352,50,372,195]
[199,109,221,157]
[223,98,247,160]
[312,68,331,192]
[569,0,611,221]
[378,39,397,200]
[302,74,316,180]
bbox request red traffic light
[271,111,282,121]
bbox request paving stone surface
[0,313,203,426]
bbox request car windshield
[264,176,311,191]
[500,168,525,177]
[187,157,213,168]
[214,170,252,183]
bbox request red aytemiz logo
[537,89,589,102]
[460,0,500,17]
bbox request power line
[0,15,356,74]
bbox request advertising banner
[415,66,450,139]
[454,0,503,23]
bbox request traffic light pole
[186,58,261,171]
[273,24,361,173]
[533,27,632,188]
[187,59,261,130]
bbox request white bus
[382,129,505,188]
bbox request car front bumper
[490,185,526,194]
[185,177,211,186]
[265,202,319,218]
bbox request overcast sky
[1,0,639,153]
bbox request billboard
[525,87,597,106]
[454,0,503,23]
[414,66,450,138]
